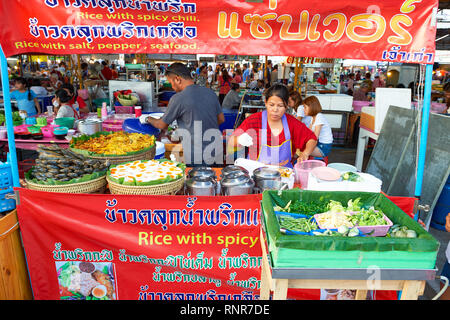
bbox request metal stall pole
[0,46,20,188]
[413,64,433,215]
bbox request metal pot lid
[221,172,252,187]
[188,167,216,178]
[253,167,281,179]
[79,118,102,124]
[222,165,249,175]
[186,176,216,188]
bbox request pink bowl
[41,125,59,138]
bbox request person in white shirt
[288,90,311,124]
[302,95,333,157]
[30,79,48,96]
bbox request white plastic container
[154,141,165,159]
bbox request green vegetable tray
[261,189,440,269]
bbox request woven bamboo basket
[107,175,185,195]
[71,144,156,165]
[25,175,107,194]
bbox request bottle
[101,102,108,120]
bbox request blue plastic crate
[0,155,16,213]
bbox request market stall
[0,0,442,301]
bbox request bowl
[53,126,69,135]
[92,285,107,299]
[54,133,67,140]
[15,133,31,140]
[31,133,44,140]
[28,126,41,134]
[54,117,75,129]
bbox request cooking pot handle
[252,186,262,194]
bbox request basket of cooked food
[106,159,186,195]
[25,145,109,193]
[69,131,156,165]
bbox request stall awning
[0,0,439,64]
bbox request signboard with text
[16,188,262,300]
[0,0,438,64]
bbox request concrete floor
[328,145,450,300]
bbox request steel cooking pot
[253,167,286,191]
[221,172,255,196]
[76,118,103,135]
[220,165,249,179]
[187,167,216,180]
[185,176,217,196]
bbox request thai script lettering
[227,272,260,290]
[138,287,259,300]
[152,266,222,287]
[53,242,113,261]
[44,0,196,14]
[381,46,433,63]
[218,248,262,269]
[104,200,259,229]
[29,18,197,43]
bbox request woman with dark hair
[218,68,232,105]
[228,83,318,167]
[303,96,333,157]
[54,88,80,119]
[8,77,41,116]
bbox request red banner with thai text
[0,0,438,64]
[16,188,263,300]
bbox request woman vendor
[227,84,318,168]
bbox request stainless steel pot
[185,176,217,196]
[253,167,286,191]
[221,172,255,196]
[76,119,103,135]
[187,167,216,180]
[220,165,249,179]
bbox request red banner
[16,188,263,300]
[0,0,438,64]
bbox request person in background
[207,65,214,87]
[111,64,119,79]
[363,72,373,91]
[317,71,328,85]
[30,78,48,96]
[196,65,208,87]
[140,62,225,167]
[63,83,89,115]
[81,62,89,81]
[217,68,232,105]
[396,83,406,88]
[372,74,385,92]
[8,77,41,116]
[54,89,80,119]
[355,70,361,81]
[353,82,370,101]
[49,73,63,91]
[58,62,67,75]
[100,61,113,80]
[271,64,279,85]
[346,73,355,95]
[289,90,309,124]
[302,95,333,158]
[242,63,250,84]
[228,83,318,168]
[288,67,296,84]
[222,80,242,110]
[233,68,243,84]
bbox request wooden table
[259,229,436,300]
